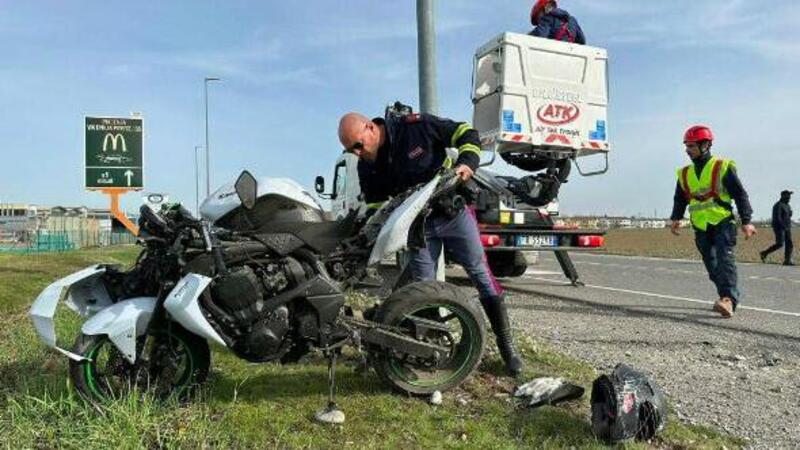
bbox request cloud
[102,64,141,78]
[100,37,327,86]
[161,38,284,76]
[302,17,476,47]
[568,0,665,17]
[583,0,800,62]
[257,67,325,86]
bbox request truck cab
[315,153,361,220]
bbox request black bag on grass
[590,363,667,443]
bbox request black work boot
[480,296,524,376]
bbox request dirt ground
[604,226,797,263]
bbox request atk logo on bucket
[536,102,580,126]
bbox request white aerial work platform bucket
[472,32,609,175]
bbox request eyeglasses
[344,141,364,153]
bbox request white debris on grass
[315,405,345,424]
[514,377,567,407]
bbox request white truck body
[472,32,609,157]
[328,153,362,220]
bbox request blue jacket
[529,8,586,45]
[357,114,480,205]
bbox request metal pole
[417,0,438,115]
[204,77,220,196]
[204,80,210,196]
[417,0,445,281]
[194,145,202,215]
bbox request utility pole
[417,0,445,281]
[417,0,438,115]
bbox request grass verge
[0,247,743,449]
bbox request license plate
[516,234,558,248]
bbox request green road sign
[85,117,143,189]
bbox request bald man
[338,106,524,376]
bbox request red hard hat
[531,0,555,25]
[683,125,714,144]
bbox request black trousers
[695,221,740,305]
[762,227,794,263]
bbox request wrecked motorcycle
[30,170,486,404]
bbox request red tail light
[577,235,605,247]
[481,234,501,247]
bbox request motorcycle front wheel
[68,324,210,404]
[371,281,486,395]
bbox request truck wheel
[487,250,528,278]
[370,281,486,395]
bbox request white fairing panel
[82,297,157,363]
[368,175,440,266]
[199,176,322,222]
[164,274,227,347]
[29,265,114,360]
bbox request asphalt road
[512,252,800,342]
[478,252,800,447]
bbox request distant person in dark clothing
[529,0,586,45]
[760,190,794,265]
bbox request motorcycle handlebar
[431,169,463,199]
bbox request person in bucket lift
[529,0,586,45]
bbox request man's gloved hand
[455,164,474,181]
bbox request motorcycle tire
[69,324,210,404]
[371,281,486,395]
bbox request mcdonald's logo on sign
[102,133,127,152]
[85,116,144,190]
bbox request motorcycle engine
[210,259,306,362]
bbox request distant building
[0,203,40,243]
[0,203,39,232]
[1,202,135,248]
[633,219,667,229]
[562,215,671,229]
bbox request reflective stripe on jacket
[676,156,734,231]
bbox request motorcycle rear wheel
[69,324,210,404]
[371,281,486,395]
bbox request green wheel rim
[386,302,479,388]
[83,330,195,401]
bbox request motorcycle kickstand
[351,330,370,376]
[314,350,345,424]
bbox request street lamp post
[417,0,438,115]
[416,0,444,281]
[204,76,221,196]
[194,145,203,215]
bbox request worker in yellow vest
[669,125,756,318]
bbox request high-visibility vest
[676,156,734,231]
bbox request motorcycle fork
[135,282,176,367]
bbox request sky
[1,0,799,219]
